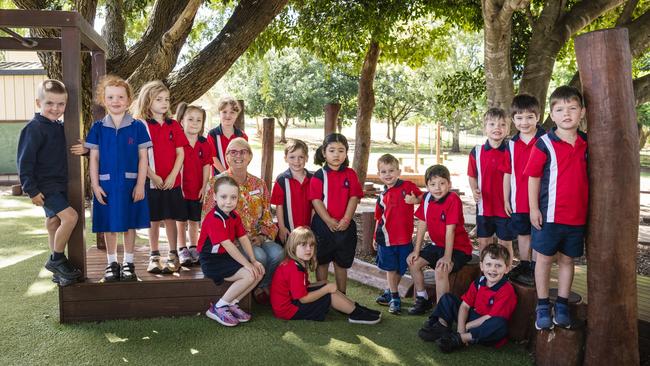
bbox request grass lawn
[0,193,533,366]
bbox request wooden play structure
[0,9,249,323]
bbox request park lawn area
[0,193,533,366]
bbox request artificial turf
[0,193,533,365]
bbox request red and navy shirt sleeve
[200,140,213,166]
[309,169,325,201]
[468,146,478,178]
[347,168,364,198]
[461,280,478,307]
[488,283,518,320]
[288,263,309,300]
[172,121,189,148]
[500,148,512,174]
[414,199,426,221]
[445,193,463,226]
[523,140,548,178]
[270,177,285,206]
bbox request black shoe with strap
[45,256,82,280]
[103,262,121,283]
[418,321,450,342]
[437,332,464,353]
[120,262,137,281]
[408,296,433,315]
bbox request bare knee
[434,266,449,281]
[556,253,573,266]
[58,208,78,226]
[46,217,60,232]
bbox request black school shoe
[437,332,464,353]
[120,262,137,281]
[408,296,433,315]
[349,307,382,325]
[45,256,82,280]
[418,321,451,342]
[356,303,381,316]
[103,262,121,282]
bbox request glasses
[227,149,250,157]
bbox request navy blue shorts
[182,199,202,222]
[291,284,331,321]
[509,213,531,236]
[148,186,187,222]
[377,243,413,275]
[311,215,357,268]
[199,252,242,286]
[419,245,471,273]
[531,223,585,258]
[43,191,70,218]
[476,215,516,241]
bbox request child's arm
[275,204,290,243]
[435,224,455,273]
[163,147,184,190]
[227,236,264,279]
[312,199,338,231]
[503,173,512,216]
[200,164,210,202]
[89,149,107,205]
[457,301,471,333]
[132,148,148,202]
[407,220,427,265]
[336,197,359,231]
[528,177,542,230]
[468,176,481,203]
[147,166,164,189]
[299,282,337,304]
[405,192,422,204]
[69,138,89,156]
[212,157,227,173]
[465,313,492,330]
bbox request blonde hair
[285,227,317,271]
[226,137,252,155]
[284,138,308,157]
[95,75,132,107]
[132,80,170,121]
[37,79,67,100]
[218,96,241,114]
[176,102,207,136]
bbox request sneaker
[355,303,381,316]
[228,304,251,323]
[161,253,181,274]
[45,256,82,280]
[376,289,391,306]
[206,304,239,327]
[147,255,163,274]
[348,308,381,325]
[437,332,464,353]
[52,274,60,284]
[120,262,137,281]
[408,296,433,315]
[535,304,554,330]
[189,247,200,264]
[178,248,192,267]
[419,321,450,342]
[388,298,401,314]
[103,262,121,282]
[553,302,572,328]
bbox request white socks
[417,291,428,299]
[124,252,134,264]
[107,253,117,264]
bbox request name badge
[249,189,261,195]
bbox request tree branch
[166,0,289,105]
[102,0,126,60]
[127,0,201,92]
[615,0,639,27]
[623,9,650,59]
[634,73,650,106]
[558,0,624,39]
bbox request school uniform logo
[441,211,446,222]
[343,178,350,188]
[198,150,203,158]
[128,137,134,145]
[489,297,494,305]
[401,189,406,198]
[169,131,174,140]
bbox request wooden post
[535,326,586,366]
[324,103,341,137]
[575,28,639,366]
[508,281,537,342]
[235,99,245,131]
[414,121,419,173]
[91,51,106,250]
[61,27,86,276]
[260,118,275,190]
[436,121,442,164]
[359,211,376,257]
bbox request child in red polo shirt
[175,102,212,267]
[407,165,473,315]
[501,94,546,286]
[524,86,587,330]
[133,81,189,275]
[271,139,313,244]
[270,226,381,324]
[309,133,363,294]
[373,154,422,315]
[207,96,248,174]
[419,244,516,353]
[468,108,515,260]
[200,176,265,327]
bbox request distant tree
[374,64,422,144]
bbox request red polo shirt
[271,169,313,230]
[146,118,189,188]
[207,124,248,172]
[270,258,310,320]
[524,128,588,226]
[197,207,247,254]
[374,179,423,246]
[309,166,363,220]
[468,140,509,217]
[500,127,546,214]
[461,276,517,321]
[181,136,213,200]
[414,192,472,255]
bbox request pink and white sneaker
[206,303,239,327]
[228,304,251,323]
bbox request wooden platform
[59,244,250,323]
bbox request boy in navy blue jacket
[17,79,81,286]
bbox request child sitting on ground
[418,243,517,353]
[270,226,381,324]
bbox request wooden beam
[61,27,87,277]
[575,28,639,366]
[260,118,275,190]
[0,37,64,51]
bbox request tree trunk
[386,119,391,140]
[391,119,398,144]
[452,122,461,153]
[280,118,289,143]
[352,40,380,184]
[639,124,649,151]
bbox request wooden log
[260,118,275,190]
[235,99,245,131]
[324,103,341,137]
[358,211,376,257]
[575,28,639,366]
[535,325,586,366]
[409,253,481,303]
[11,184,22,196]
[508,281,537,342]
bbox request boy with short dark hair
[407,165,473,315]
[501,94,546,286]
[17,79,81,286]
[525,85,587,330]
[418,243,517,353]
[468,108,515,260]
[373,154,422,314]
